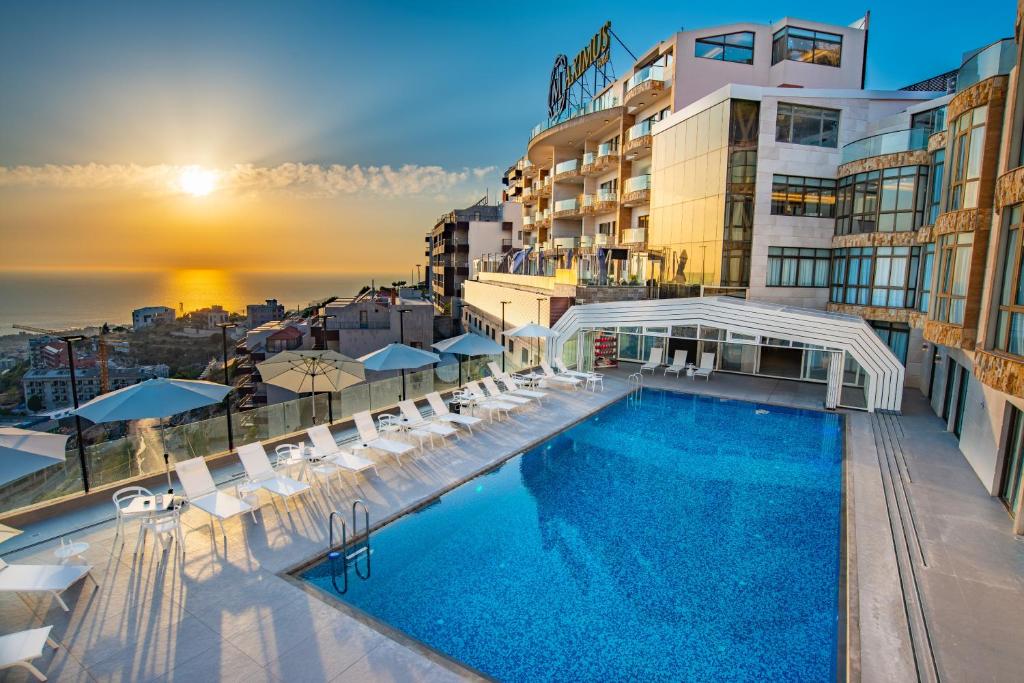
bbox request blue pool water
[301,389,844,681]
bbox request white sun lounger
[479,377,533,406]
[0,626,59,681]
[639,347,663,374]
[237,443,311,506]
[553,358,598,381]
[692,352,716,381]
[175,457,256,534]
[465,381,521,412]
[398,400,458,442]
[425,392,482,434]
[664,350,689,377]
[307,425,378,476]
[0,560,95,613]
[497,373,547,400]
[539,361,582,389]
[353,411,415,464]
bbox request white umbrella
[75,377,232,492]
[358,343,440,400]
[0,523,22,544]
[0,427,69,486]
[503,322,558,365]
[257,350,364,424]
[431,333,505,386]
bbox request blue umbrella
[358,343,441,400]
[432,333,504,386]
[75,377,232,492]
[0,427,69,487]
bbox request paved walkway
[1,372,1021,682]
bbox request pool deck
[1,371,1021,682]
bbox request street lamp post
[397,308,411,400]
[500,301,511,371]
[62,335,89,493]
[535,297,545,367]
[217,323,238,450]
[318,313,336,423]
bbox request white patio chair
[585,373,605,392]
[497,373,547,401]
[480,377,534,406]
[539,361,582,389]
[112,485,153,546]
[399,400,458,444]
[134,501,184,561]
[464,381,519,419]
[307,425,379,476]
[0,559,95,613]
[425,392,482,434]
[664,350,688,377]
[0,626,59,681]
[174,457,257,536]
[353,411,415,465]
[236,442,311,509]
[639,347,663,374]
[692,352,716,381]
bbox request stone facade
[927,130,948,153]
[947,75,1007,121]
[996,165,1024,208]
[837,150,930,178]
[916,225,933,244]
[924,319,976,350]
[827,303,916,324]
[933,207,993,235]
[831,231,921,249]
[974,349,1024,396]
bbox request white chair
[134,502,184,560]
[692,352,716,381]
[553,358,597,382]
[236,442,311,509]
[425,392,482,434]
[399,400,458,444]
[480,377,534,407]
[353,411,415,465]
[539,361,582,389]
[639,347,663,374]
[111,485,153,545]
[497,373,547,401]
[279,443,342,492]
[464,381,520,418]
[664,350,689,377]
[174,457,257,536]
[307,425,379,476]
[0,559,94,613]
[0,626,59,681]
[585,373,604,392]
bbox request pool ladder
[328,500,371,594]
[627,372,643,392]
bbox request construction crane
[13,323,126,393]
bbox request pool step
[870,413,939,682]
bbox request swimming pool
[300,389,844,681]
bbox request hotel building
[468,12,1024,530]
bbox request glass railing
[622,228,646,243]
[626,64,665,91]
[581,194,595,208]
[530,92,621,140]
[582,152,596,166]
[627,119,652,141]
[0,357,534,517]
[598,142,617,158]
[554,197,579,212]
[957,38,1015,92]
[554,158,579,175]
[597,189,617,203]
[523,215,535,226]
[624,174,652,193]
[553,237,580,249]
[840,128,930,165]
[594,234,612,246]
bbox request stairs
[870,412,940,682]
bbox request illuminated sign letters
[547,21,612,119]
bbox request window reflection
[771,27,842,67]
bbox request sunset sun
[178,166,218,197]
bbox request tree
[391,280,407,288]
[27,395,43,412]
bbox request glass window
[776,103,840,147]
[994,204,1024,356]
[933,232,973,324]
[871,321,910,364]
[771,175,837,217]
[927,150,945,226]
[695,31,755,64]
[830,246,920,308]
[911,107,946,134]
[767,247,831,287]
[919,242,935,313]
[948,106,987,211]
[834,166,929,235]
[999,405,1024,517]
[771,26,842,67]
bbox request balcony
[523,214,535,228]
[538,177,552,198]
[594,233,612,246]
[957,38,1015,92]
[622,174,651,206]
[840,128,930,165]
[621,228,646,244]
[553,158,583,182]
[623,119,653,156]
[579,235,594,248]
[624,65,666,106]
[553,236,579,249]
[530,91,621,141]
[595,189,617,212]
[552,197,581,218]
[582,143,619,174]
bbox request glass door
[953,366,969,438]
[942,359,958,421]
[1000,407,1024,517]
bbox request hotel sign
[548,21,612,119]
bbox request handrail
[328,511,348,594]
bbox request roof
[267,326,302,341]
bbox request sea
[0,269,407,336]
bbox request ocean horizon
[0,268,407,335]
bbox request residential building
[426,198,520,332]
[322,290,433,360]
[22,364,169,411]
[186,305,229,329]
[246,299,285,329]
[232,320,311,408]
[131,306,176,330]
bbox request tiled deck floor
[1,372,1022,682]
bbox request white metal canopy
[550,296,904,412]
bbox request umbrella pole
[311,370,317,425]
[458,356,463,387]
[401,368,406,401]
[161,418,173,494]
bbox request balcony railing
[553,197,579,213]
[624,174,651,193]
[554,158,579,175]
[597,189,617,203]
[594,234,612,246]
[580,194,594,210]
[553,237,579,249]
[627,119,653,141]
[598,142,617,158]
[626,64,664,91]
[840,128,930,165]
[530,92,620,140]
[523,215,535,227]
[957,38,1015,92]
[622,228,646,244]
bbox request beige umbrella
[257,350,365,424]
[0,523,22,544]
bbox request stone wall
[996,165,1024,208]
[947,75,1007,121]
[924,319,976,350]
[927,130,948,153]
[574,285,649,305]
[933,207,993,236]
[827,303,917,324]
[831,231,921,248]
[974,349,1024,396]
[837,150,930,178]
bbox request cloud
[0,162,496,198]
